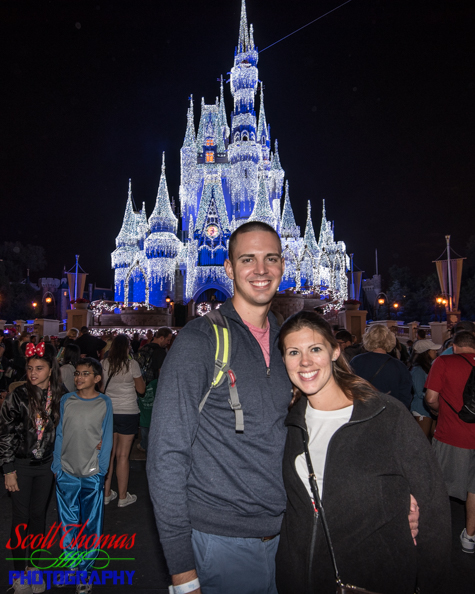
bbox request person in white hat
[410,339,441,437]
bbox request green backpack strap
[199,309,244,432]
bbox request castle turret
[304,200,319,253]
[227,0,260,215]
[145,153,181,306]
[180,96,200,234]
[248,172,275,228]
[217,76,230,153]
[257,86,269,149]
[112,179,141,301]
[280,181,300,239]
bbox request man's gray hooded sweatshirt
[146,299,292,575]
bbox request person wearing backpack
[136,328,172,385]
[137,378,158,453]
[425,330,475,553]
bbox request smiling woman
[275,311,451,594]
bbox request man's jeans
[191,529,279,594]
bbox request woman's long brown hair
[26,343,62,426]
[107,334,131,377]
[279,311,378,409]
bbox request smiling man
[147,222,292,594]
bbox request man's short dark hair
[455,321,475,334]
[416,329,426,339]
[154,327,172,340]
[80,326,89,334]
[228,222,281,263]
[453,331,475,350]
[76,357,103,378]
[335,330,352,343]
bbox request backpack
[198,309,244,432]
[456,355,475,423]
[134,344,156,385]
[443,355,475,423]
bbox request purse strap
[368,356,392,383]
[302,428,344,587]
[104,373,113,393]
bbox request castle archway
[124,260,150,307]
[193,283,232,304]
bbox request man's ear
[224,258,234,281]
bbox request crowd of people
[1,221,474,594]
[0,325,172,593]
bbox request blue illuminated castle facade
[112,0,349,308]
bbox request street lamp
[393,302,399,320]
[374,292,389,321]
[435,295,448,321]
[32,302,38,308]
[45,296,52,304]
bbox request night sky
[2,0,475,288]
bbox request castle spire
[238,0,250,53]
[149,152,178,234]
[257,85,268,146]
[116,179,138,246]
[304,200,319,252]
[272,139,282,171]
[183,95,196,147]
[219,76,230,137]
[280,181,299,238]
[318,199,328,245]
[249,173,275,227]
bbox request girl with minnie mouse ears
[0,341,65,593]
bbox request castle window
[234,132,240,142]
[242,131,248,141]
[205,151,215,163]
[205,138,213,146]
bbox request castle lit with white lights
[111,0,349,308]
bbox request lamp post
[393,302,399,321]
[374,292,389,321]
[435,295,448,322]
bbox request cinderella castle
[111,0,349,308]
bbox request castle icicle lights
[112,0,349,308]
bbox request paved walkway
[1,440,474,593]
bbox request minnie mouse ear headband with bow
[25,342,46,358]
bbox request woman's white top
[102,358,142,415]
[295,400,353,499]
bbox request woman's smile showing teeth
[299,371,319,380]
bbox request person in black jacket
[75,326,106,359]
[276,311,450,594]
[0,342,65,592]
[351,324,413,409]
